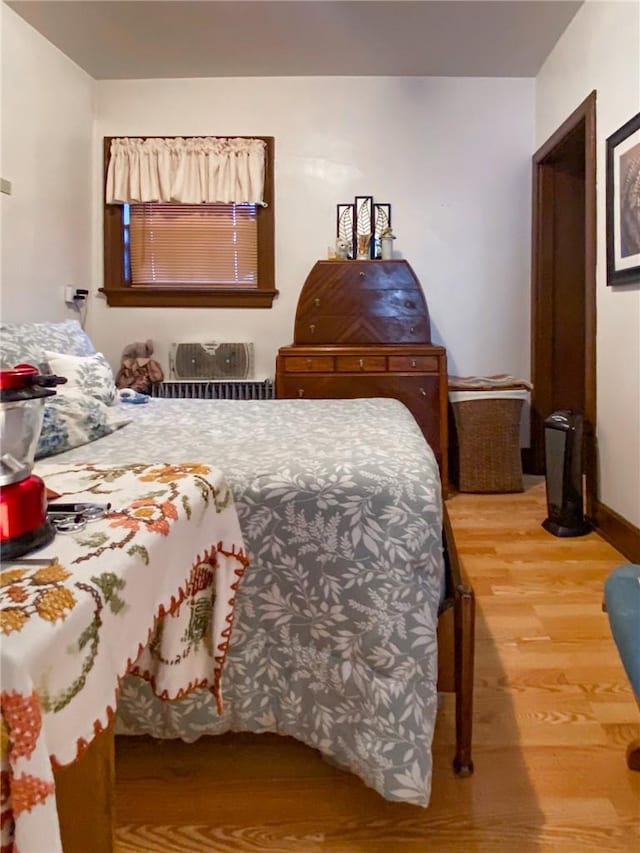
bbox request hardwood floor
[114,477,639,852]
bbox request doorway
[530,91,597,515]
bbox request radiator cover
[150,380,274,400]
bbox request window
[102,136,276,308]
[125,203,258,287]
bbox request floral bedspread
[0,462,247,853]
[42,397,445,806]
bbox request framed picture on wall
[606,111,640,286]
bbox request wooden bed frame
[53,504,475,850]
[437,504,476,776]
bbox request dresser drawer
[388,355,439,372]
[294,316,431,345]
[298,288,424,319]
[342,262,419,289]
[281,356,334,372]
[335,356,386,372]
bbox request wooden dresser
[276,260,448,496]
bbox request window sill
[99,287,279,308]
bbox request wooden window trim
[101,136,277,308]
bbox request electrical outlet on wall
[64,286,75,303]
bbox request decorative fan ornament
[337,205,354,257]
[375,204,391,236]
[355,196,372,236]
[335,195,392,259]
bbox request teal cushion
[604,563,640,698]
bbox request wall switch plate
[0,178,12,195]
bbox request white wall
[3,2,636,526]
[0,6,93,323]
[91,77,534,382]
[536,0,640,526]
[0,17,536,449]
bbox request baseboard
[592,500,640,563]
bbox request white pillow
[45,351,117,406]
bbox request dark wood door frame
[530,91,597,515]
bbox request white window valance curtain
[105,137,267,205]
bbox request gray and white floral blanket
[42,397,444,806]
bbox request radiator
[150,380,275,401]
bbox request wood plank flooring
[115,477,639,852]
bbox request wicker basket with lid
[448,375,532,493]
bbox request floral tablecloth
[0,461,248,853]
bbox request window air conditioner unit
[170,342,254,381]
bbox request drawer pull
[411,359,417,368]
[306,359,312,368]
[309,324,316,334]
[420,387,426,397]
[410,326,415,334]
[298,389,305,398]
[405,300,414,309]
[314,298,321,307]
[359,271,365,278]
[359,359,364,369]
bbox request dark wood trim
[259,136,276,298]
[98,286,278,309]
[530,160,555,473]
[583,97,598,518]
[592,500,640,563]
[102,135,277,308]
[530,91,597,516]
[534,92,596,162]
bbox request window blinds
[127,203,258,288]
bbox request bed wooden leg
[627,741,640,771]
[453,583,475,777]
[441,505,476,777]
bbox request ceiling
[6,1,583,80]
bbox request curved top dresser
[277,259,448,495]
[292,260,432,345]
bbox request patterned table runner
[0,462,248,853]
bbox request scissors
[47,502,112,533]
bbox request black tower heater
[542,410,591,537]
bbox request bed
[1,320,474,816]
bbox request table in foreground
[1,461,248,853]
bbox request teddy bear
[115,339,164,394]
